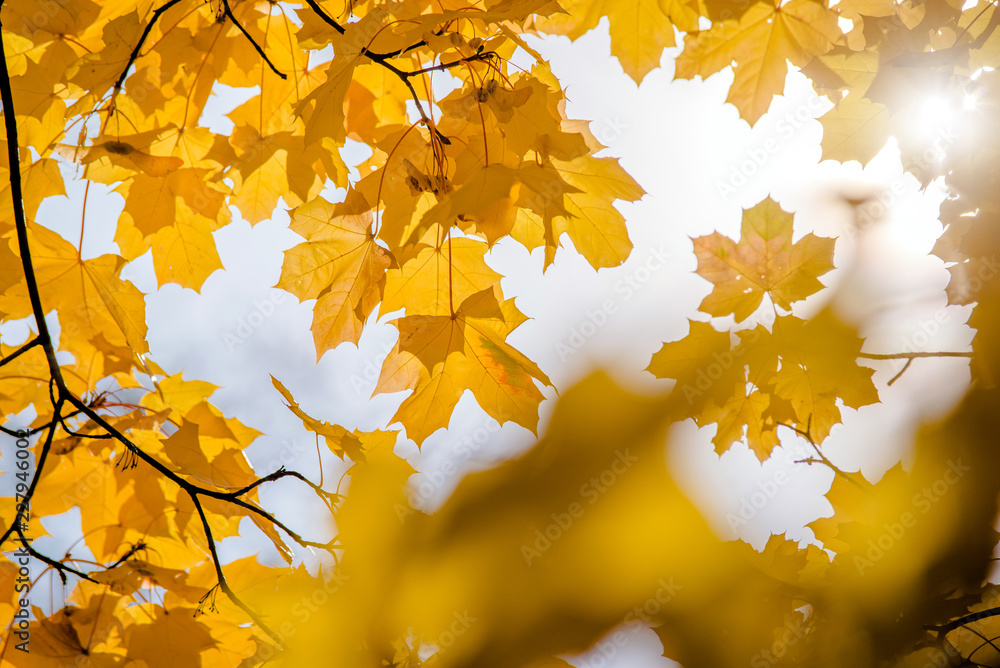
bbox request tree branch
[189,489,282,645]
[0,337,40,368]
[936,606,1000,635]
[777,420,867,489]
[220,0,287,80]
[0,18,331,639]
[112,0,186,92]
[858,351,974,360]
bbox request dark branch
[0,412,61,548]
[190,489,283,645]
[0,337,40,368]
[113,0,186,92]
[17,533,97,585]
[936,606,1000,635]
[404,52,493,77]
[221,0,287,80]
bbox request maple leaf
[646,320,746,413]
[382,236,503,317]
[277,193,395,357]
[537,0,702,83]
[0,224,147,355]
[6,0,1000,664]
[801,48,880,100]
[272,376,366,461]
[693,197,835,321]
[17,594,127,667]
[819,95,891,165]
[68,12,142,97]
[124,607,217,668]
[376,287,551,444]
[93,559,204,601]
[289,372,748,667]
[228,126,325,225]
[676,0,841,123]
[118,168,228,237]
[766,311,878,443]
[298,8,388,147]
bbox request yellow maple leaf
[271,376,366,461]
[693,197,835,321]
[676,0,840,123]
[288,372,745,667]
[298,8,388,147]
[124,607,217,668]
[646,320,746,413]
[0,224,147,355]
[820,95,890,165]
[67,11,142,97]
[767,311,878,442]
[277,194,395,357]
[537,0,702,83]
[550,154,643,269]
[376,288,550,444]
[383,236,503,317]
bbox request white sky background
[0,15,981,668]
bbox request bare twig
[112,0,186,92]
[220,0,287,80]
[858,351,973,360]
[0,337,40,368]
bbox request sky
[0,15,980,668]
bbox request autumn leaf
[298,8,389,147]
[766,311,878,443]
[382,236,503,317]
[692,197,835,321]
[271,376,366,461]
[277,193,395,357]
[6,0,1000,665]
[0,224,147,355]
[536,0,702,83]
[646,320,746,413]
[376,288,550,444]
[676,0,840,123]
[124,607,217,668]
[819,95,890,164]
[286,372,748,668]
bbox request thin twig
[887,358,913,386]
[190,490,282,645]
[858,351,973,360]
[777,421,866,489]
[113,0,186,92]
[0,337,40,368]
[404,52,493,77]
[17,534,97,585]
[0,412,61,548]
[221,0,287,80]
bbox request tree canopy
[1,0,1000,666]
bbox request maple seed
[104,141,134,155]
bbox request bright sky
[1,17,978,668]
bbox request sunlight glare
[920,96,953,127]
[909,95,956,143]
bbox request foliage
[0,0,998,666]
